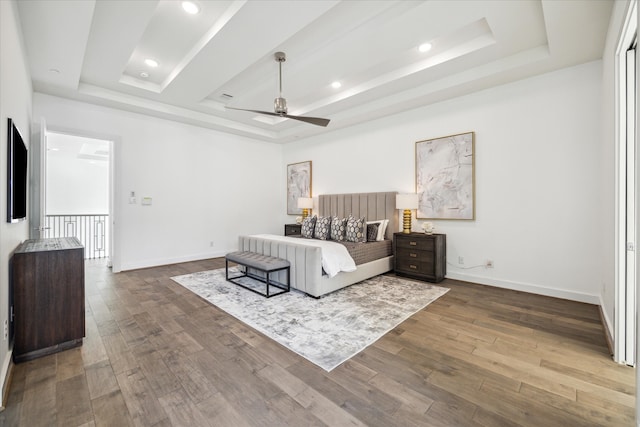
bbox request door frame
[29,119,46,239]
[38,124,122,272]
[614,0,638,367]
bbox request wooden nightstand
[284,223,302,236]
[393,232,446,283]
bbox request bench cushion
[225,251,290,271]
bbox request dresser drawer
[395,236,435,251]
[284,224,302,236]
[395,252,434,274]
[396,247,434,261]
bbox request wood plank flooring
[0,257,634,426]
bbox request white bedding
[251,234,356,278]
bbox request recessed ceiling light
[140,72,149,78]
[181,1,200,14]
[331,81,342,89]
[144,59,159,68]
[418,43,432,53]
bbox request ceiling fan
[226,52,330,127]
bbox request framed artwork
[286,161,312,215]
[415,131,475,220]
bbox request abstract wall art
[286,161,312,215]
[415,132,475,220]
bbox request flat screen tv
[7,118,27,223]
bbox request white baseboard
[119,250,230,272]
[445,271,601,305]
[598,295,613,337]
[0,351,12,410]
[598,294,614,351]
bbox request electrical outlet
[486,260,494,268]
[458,256,464,265]
[3,319,8,341]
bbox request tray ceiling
[16,0,613,143]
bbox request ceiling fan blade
[282,114,330,127]
[226,106,330,127]
[225,106,280,116]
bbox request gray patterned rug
[171,268,449,371]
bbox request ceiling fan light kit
[274,97,287,114]
[226,52,330,127]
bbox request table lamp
[297,197,313,219]
[396,194,418,234]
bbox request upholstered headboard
[318,192,399,240]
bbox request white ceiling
[16,0,613,144]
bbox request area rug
[171,268,449,371]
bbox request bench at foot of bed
[225,251,290,298]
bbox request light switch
[142,197,152,206]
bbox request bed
[237,191,398,297]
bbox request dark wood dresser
[393,232,446,283]
[12,237,85,362]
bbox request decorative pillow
[314,216,332,240]
[301,216,317,238]
[366,223,379,242]
[330,217,348,241]
[366,219,389,241]
[367,220,383,241]
[379,219,390,240]
[345,215,366,243]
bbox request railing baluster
[43,214,109,260]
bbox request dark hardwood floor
[0,257,634,426]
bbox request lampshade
[297,197,314,209]
[396,194,418,210]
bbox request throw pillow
[345,215,366,243]
[314,216,332,240]
[379,219,389,240]
[330,217,348,241]
[301,216,317,238]
[370,219,390,240]
[366,223,379,242]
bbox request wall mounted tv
[7,118,27,223]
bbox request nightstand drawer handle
[409,241,417,246]
[410,253,417,258]
[409,265,417,269]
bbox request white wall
[0,0,32,406]
[34,93,283,271]
[284,60,604,304]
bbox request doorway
[30,123,115,265]
[43,132,112,260]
